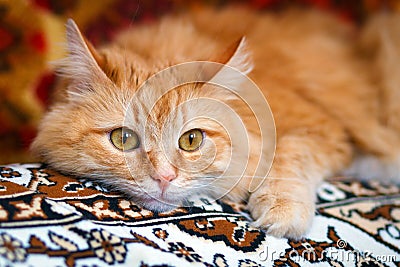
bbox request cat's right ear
[57,19,113,96]
[203,37,253,93]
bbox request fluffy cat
[31,6,400,239]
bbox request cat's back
[102,7,376,133]
[110,6,353,69]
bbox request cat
[31,6,400,239]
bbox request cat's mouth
[134,181,187,211]
[139,194,183,212]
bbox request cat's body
[32,6,400,239]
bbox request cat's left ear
[207,37,253,92]
[57,19,112,95]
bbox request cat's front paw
[247,193,315,240]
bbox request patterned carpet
[0,164,399,266]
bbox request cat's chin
[140,198,181,212]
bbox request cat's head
[32,19,266,211]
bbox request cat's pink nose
[154,171,177,183]
[152,168,177,192]
[160,173,177,182]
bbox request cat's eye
[109,127,140,151]
[178,129,204,152]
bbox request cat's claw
[248,197,315,240]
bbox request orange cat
[31,6,400,239]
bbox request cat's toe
[248,197,314,240]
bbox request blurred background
[0,0,399,164]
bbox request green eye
[110,127,140,151]
[179,129,204,152]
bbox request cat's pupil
[122,133,128,144]
[189,133,195,145]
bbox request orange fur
[32,6,400,239]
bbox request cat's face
[92,83,236,211]
[32,20,261,211]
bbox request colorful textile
[0,163,399,266]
